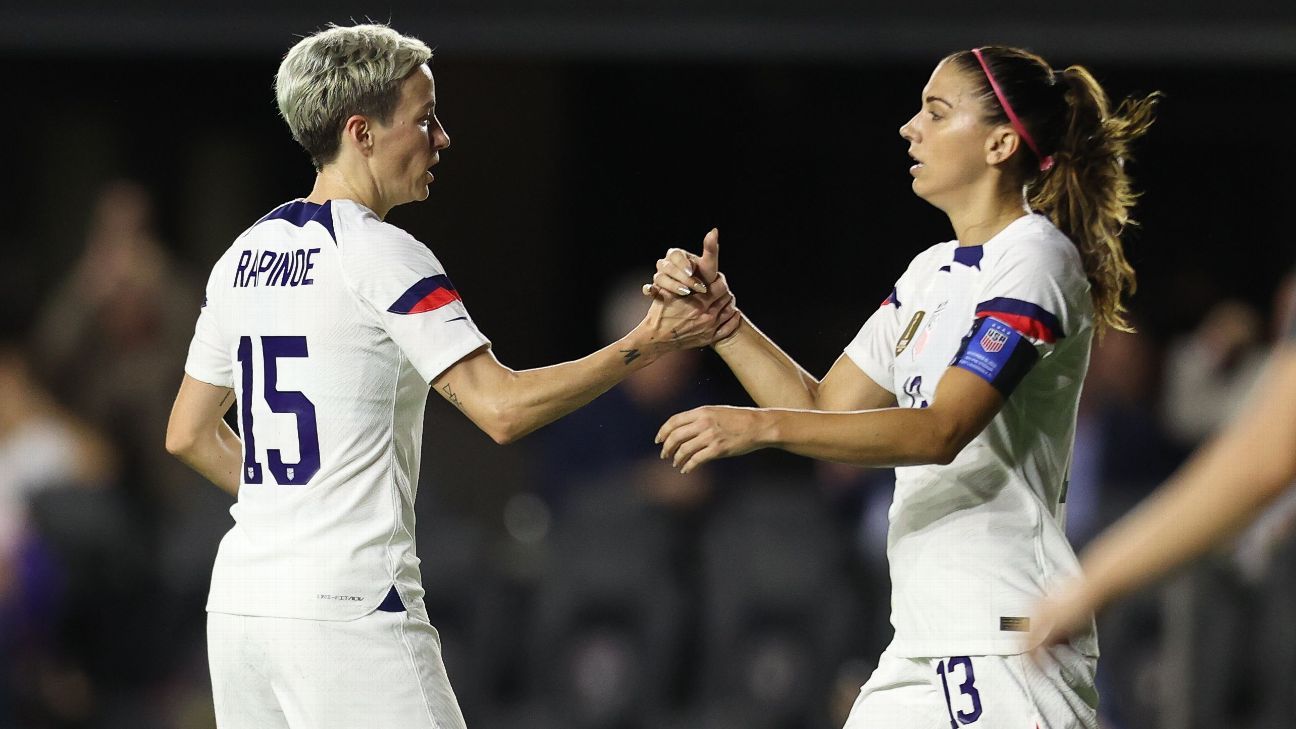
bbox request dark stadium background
[2,2,1294,728]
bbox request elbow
[480,403,528,446]
[487,424,522,446]
[928,446,960,467]
[923,418,971,466]
[165,427,195,460]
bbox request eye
[928,110,943,121]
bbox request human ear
[341,115,374,156]
[984,126,1019,166]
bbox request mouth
[908,150,924,176]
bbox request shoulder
[333,200,443,268]
[900,240,957,281]
[986,215,1084,280]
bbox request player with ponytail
[649,47,1158,727]
[947,46,1159,334]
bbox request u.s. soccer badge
[980,325,1009,354]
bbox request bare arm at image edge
[1033,342,1296,646]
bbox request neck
[943,179,1030,247]
[305,162,390,219]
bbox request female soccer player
[166,23,735,729]
[650,47,1157,727]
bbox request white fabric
[843,643,1098,729]
[186,199,489,622]
[844,214,1098,657]
[208,609,466,729]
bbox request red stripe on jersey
[975,311,1058,344]
[408,287,462,314]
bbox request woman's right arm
[652,230,895,412]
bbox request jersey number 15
[236,335,321,486]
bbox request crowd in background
[2,178,1295,729]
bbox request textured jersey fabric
[185,199,489,622]
[845,214,1098,657]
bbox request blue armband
[950,317,1039,396]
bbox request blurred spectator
[1066,326,1181,729]
[1070,327,1182,545]
[0,324,117,726]
[1141,284,1296,729]
[1234,274,1296,581]
[29,179,227,727]
[36,179,199,491]
[1161,299,1267,445]
[33,179,229,605]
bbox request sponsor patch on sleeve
[950,317,1039,396]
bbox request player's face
[898,60,996,208]
[370,65,451,209]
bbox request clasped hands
[643,228,766,473]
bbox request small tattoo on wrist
[621,348,642,365]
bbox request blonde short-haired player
[650,47,1157,727]
[164,23,734,729]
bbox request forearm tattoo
[621,348,642,365]
[440,383,465,411]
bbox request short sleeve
[184,269,234,388]
[341,228,490,384]
[844,284,904,395]
[951,237,1081,396]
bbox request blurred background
[2,1,1296,728]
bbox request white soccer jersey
[845,213,1098,657]
[185,199,489,622]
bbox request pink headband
[971,47,1054,172]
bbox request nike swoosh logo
[445,316,468,323]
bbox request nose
[432,116,451,151]
[899,115,916,143]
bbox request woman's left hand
[656,405,768,472]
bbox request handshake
[634,228,744,353]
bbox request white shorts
[843,644,1098,729]
[208,604,467,729]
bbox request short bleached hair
[275,23,432,169]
